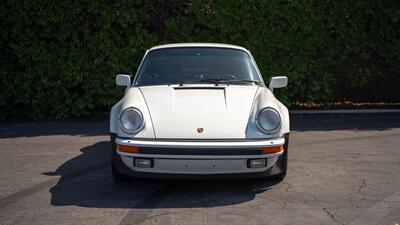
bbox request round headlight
[119,107,144,133]
[256,107,281,133]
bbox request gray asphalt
[0,114,399,225]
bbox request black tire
[276,149,287,179]
[276,133,289,180]
[110,133,131,182]
[111,162,131,181]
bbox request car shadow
[45,141,281,209]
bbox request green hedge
[165,0,400,105]
[0,0,157,118]
[1,0,399,119]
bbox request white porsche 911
[110,43,289,180]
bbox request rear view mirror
[269,76,288,92]
[116,74,131,87]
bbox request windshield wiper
[179,78,262,86]
[179,78,226,86]
[218,79,262,85]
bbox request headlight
[256,107,281,133]
[119,107,144,133]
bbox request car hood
[139,85,259,139]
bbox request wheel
[111,162,131,181]
[110,133,131,182]
[275,133,289,180]
[276,150,287,179]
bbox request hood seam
[138,87,157,138]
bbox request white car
[110,43,290,180]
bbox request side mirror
[116,74,131,87]
[269,76,288,92]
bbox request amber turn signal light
[261,145,283,154]
[117,144,140,153]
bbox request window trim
[132,47,265,87]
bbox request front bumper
[112,136,287,178]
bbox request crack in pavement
[133,210,191,225]
[344,168,384,195]
[118,183,177,225]
[281,181,320,203]
[323,207,345,225]
[348,196,361,208]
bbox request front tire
[111,162,131,181]
[276,148,287,179]
[275,133,289,180]
[110,133,131,182]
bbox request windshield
[135,47,263,86]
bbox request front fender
[110,87,155,138]
[245,87,290,138]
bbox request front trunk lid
[139,85,259,139]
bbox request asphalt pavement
[0,113,399,225]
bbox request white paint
[116,150,283,159]
[116,136,285,148]
[269,76,288,92]
[120,155,279,174]
[148,43,251,54]
[110,43,290,176]
[110,44,291,138]
[112,85,290,139]
[110,88,155,138]
[139,85,259,139]
[115,74,131,87]
[110,44,289,140]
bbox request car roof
[148,43,251,54]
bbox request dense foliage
[165,0,400,105]
[1,0,399,119]
[0,0,157,118]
